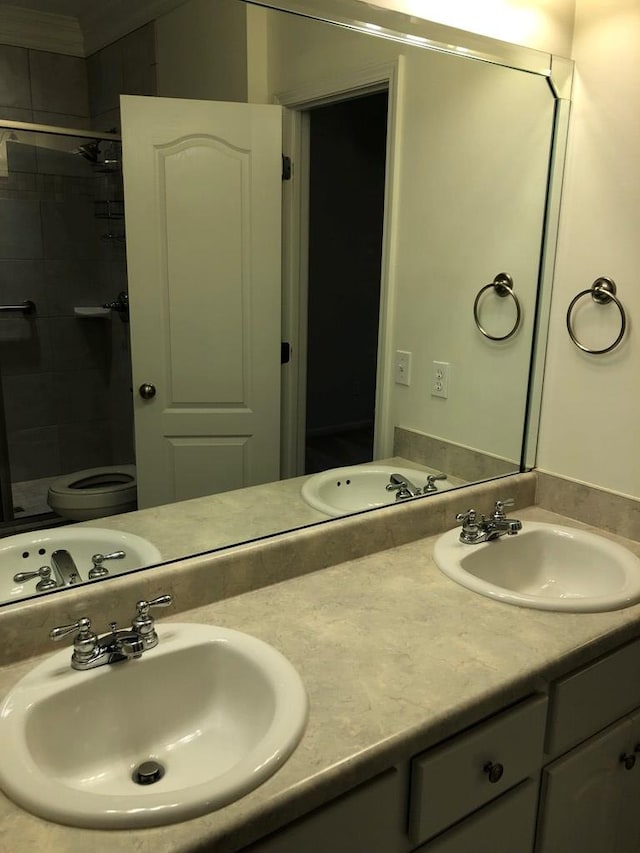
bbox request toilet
[47,465,137,522]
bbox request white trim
[373,56,403,459]
[277,59,400,476]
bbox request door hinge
[281,341,291,364]
[282,155,292,181]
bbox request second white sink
[434,521,640,612]
[0,622,308,828]
[301,464,454,517]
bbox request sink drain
[132,760,165,785]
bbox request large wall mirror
[0,0,571,607]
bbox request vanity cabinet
[243,695,547,853]
[408,694,547,847]
[536,637,640,853]
[243,640,640,853]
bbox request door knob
[139,383,156,400]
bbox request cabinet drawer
[409,694,547,845]
[546,637,640,757]
[412,778,539,853]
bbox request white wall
[156,0,248,101]
[375,0,638,500]
[266,11,554,464]
[536,0,640,498]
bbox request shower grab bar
[0,300,35,315]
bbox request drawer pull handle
[620,752,636,770]
[483,761,504,783]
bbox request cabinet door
[536,718,631,853]
[412,779,538,853]
[614,708,640,853]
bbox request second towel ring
[473,273,521,341]
[566,277,626,355]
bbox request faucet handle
[136,594,173,615]
[456,508,477,524]
[132,594,173,649]
[493,499,515,518]
[50,616,94,642]
[426,473,447,492]
[50,617,98,662]
[89,550,126,579]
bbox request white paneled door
[121,95,282,509]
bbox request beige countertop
[2,505,640,852]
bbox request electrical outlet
[394,350,412,386]
[432,361,450,398]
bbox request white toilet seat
[47,465,137,522]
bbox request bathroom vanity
[1,502,640,852]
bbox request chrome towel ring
[473,273,521,341]
[566,277,627,355]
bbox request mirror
[0,0,570,606]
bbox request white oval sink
[2,527,162,602]
[0,622,308,828]
[434,521,640,612]
[301,464,454,517]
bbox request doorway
[303,91,388,474]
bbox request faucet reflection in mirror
[0,0,569,607]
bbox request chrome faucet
[386,472,421,500]
[13,548,82,591]
[386,471,448,500]
[50,594,173,671]
[456,500,522,544]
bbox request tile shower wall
[0,27,156,489]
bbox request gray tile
[0,317,53,375]
[0,198,43,259]
[87,41,123,118]
[7,425,60,480]
[6,137,37,175]
[36,145,95,178]
[1,372,56,432]
[0,259,49,315]
[90,109,121,135]
[49,316,111,372]
[32,111,90,129]
[121,24,157,96]
[0,46,31,109]
[29,51,89,117]
[0,107,33,122]
[40,198,100,260]
[43,259,111,315]
[58,420,113,470]
[53,368,110,423]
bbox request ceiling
[0,0,186,54]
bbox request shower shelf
[94,200,124,219]
[74,307,111,318]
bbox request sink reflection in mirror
[302,464,460,517]
[0,622,308,828]
[434,521,640,613]
[2,528,161,604]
